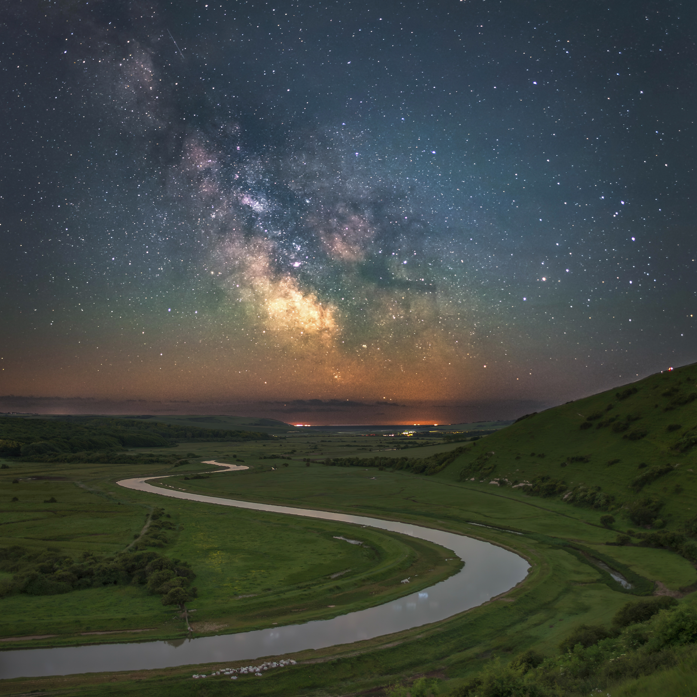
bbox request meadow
[0,455,458,646]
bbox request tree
[600,514,615,528]
[162,586,196,609]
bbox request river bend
[0,467,529,679]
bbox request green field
[0,458,459,646]
[2,368,697,696]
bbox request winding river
[0,465,530,679]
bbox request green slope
[440,362,697,532]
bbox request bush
[673,392,697,406]
[147,569,175,593]
[682,514,697,536]
[473,658,542,697]
[650,605,697,649]
[625,428,649,441]
[613,597,678,628]
[630,464,675,492]
[510,649,545,674]
[627,497,663,527]
[600,514,615,528]
[559,624,613,654]
[24,575,72,596]
[616,386,639,400]
[673,435,697,453]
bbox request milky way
[1,0,695,423]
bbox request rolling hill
[441,362,697,536]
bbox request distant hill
[440,363,697,533]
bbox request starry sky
[1,0,695,425]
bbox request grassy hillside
[441,363,697,533]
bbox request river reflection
[0,474,530,679]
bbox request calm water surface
[0,471,530,679]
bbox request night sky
[1,0,695,424]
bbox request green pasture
[0,457,458,646]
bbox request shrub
[625,428,649,441]
[449,657,542,697]
[650,605,697,649]
[600,514,615,528]
[24,575,72,596]
[667,424,682,432]
[559,624,613,653]
[616,386,639,400]
[510,649,545,673]
[613,597,678,628]
[673,435,697,453]
[682,514,697,536]
[147,569,176,593]
[679,540,697,562]
[627,497,663,527]
[673,392,697,406]
[630,465,674,492]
